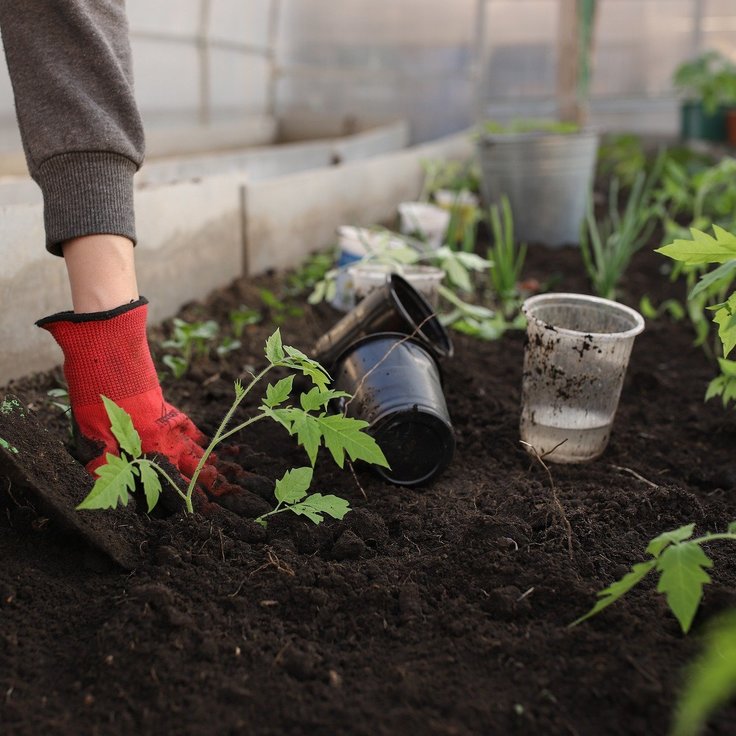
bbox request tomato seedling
[78,329,389,520]
[571,522,736,633]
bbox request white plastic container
[348,263,445,308]
[519,293,645,463]
[337,226,406,265]
[331,227,408,312]
[398,202,450,250]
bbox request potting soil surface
[1,244,735,736]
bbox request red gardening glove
[37,298,272,516]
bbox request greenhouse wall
[0,0,732,170]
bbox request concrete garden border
[0,121,472,383]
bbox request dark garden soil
[1,242,736,736]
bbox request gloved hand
[37,298,272,516]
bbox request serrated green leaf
[672,612,736,736]
[137,460,162,513]
[265,329,285,364]
[77,453,136,510]
[313,413,389,469]
[261,406,295,435]
[689,259,736,301]
[655,542,713,633]
[646,523,696,558]
[101,396,141,458]
[569,560,657,627]
[713,294,736,356]
[289,493,351,524]
[282,345,330,388]
[274,466,312,504]
[283,410,323,466]
[656,227,736,265]
[263,376,294,409]
[299,387,350,412]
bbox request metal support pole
[197,0,212,126]
[472,0,489,125]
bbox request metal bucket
[476,129,599,247]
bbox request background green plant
[580,153,663,300]
[673,50,736,114]
[657,226,736,407]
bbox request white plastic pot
[398,202,450,250]
[348,263,445,308]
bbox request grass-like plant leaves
[571,523,736,633]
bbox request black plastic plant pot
[312,273,453,371]
[333,332,455,487]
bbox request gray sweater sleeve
[0,0,145,255]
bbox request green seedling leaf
[263,376,294,409]
[299,387,351,412]
[570,560,657,627]
[162,354,188,379]
[138,460,162,513]
[288,493,351,524]
[0,436,19,454]
[656,227,736,265]
[646,523,696,558]
[672,612,736,736]
[274,466,312,505]
[272,408,388,469]
[655,542,713,633]
[265,329,285,364]
[315,413,389,469]
[713,293,736,356]
[282,346,331,390]
[101,396,141,458]
[573,524,736,634]
[77,453,136,510]
[689,259,736,301]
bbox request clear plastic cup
[348,263,445,308]
[398,202,450,250]
[520,293,645,463]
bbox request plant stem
[185,364,273,509]
[690,532,736,546]
[143,459,189,507]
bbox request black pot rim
[386,274,454,360]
